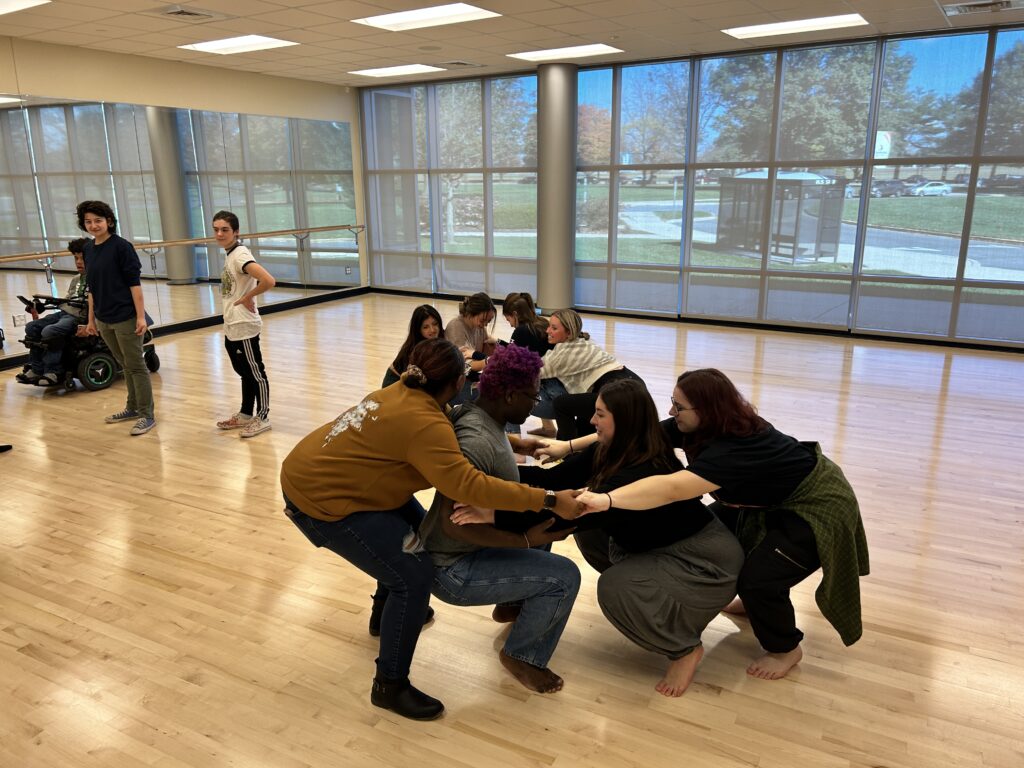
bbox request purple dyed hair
[477,343,542,400]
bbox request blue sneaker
[105,408,139,423]
[129,417,156,436]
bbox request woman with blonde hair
[541,308,641,439]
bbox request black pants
[225,335,270,420]
[713,503,821,653]
[553,367,642,440]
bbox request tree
[577,103,612,166]
[698,53,776,161]
[619,62,689,176]
[435,81,482,246]
[942,40,1024,158]
[490,77,536,167]
[776,44,876,160]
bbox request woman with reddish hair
[568,368,869,681]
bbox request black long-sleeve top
[499,442,712,553]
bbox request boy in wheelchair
[15,238,159,390]
[16,238,89,387]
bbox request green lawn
[847,196,1024,241]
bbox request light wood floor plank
[2,293,1023,767]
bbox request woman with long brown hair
[381,304,444,387]
[456,378,743,696]
[575,368,869,681]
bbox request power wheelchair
[16,294,159,391]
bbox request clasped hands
[451,486,610,527]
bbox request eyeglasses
[518,390,542,403]
[670,398,696,412]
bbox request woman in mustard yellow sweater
[281,338,578,721]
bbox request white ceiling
[3,0,1024,87]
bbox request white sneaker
[241,417,271,438]
[217,412,252,430]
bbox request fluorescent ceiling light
[352,3,500,32]
[349,64,447,77]
[723,13,868,40]
[0,0,50,16]
[0,96,25,105]
[178,35,298,55]
[507,44,623,62]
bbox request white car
[908,181,951,197]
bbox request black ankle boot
[370,677,444,720]
[368,596,435,637]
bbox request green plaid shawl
[738,443,870,646]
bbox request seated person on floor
[455,378,744,697]
[17,238,90,387]
[419,343,581,694]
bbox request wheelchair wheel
[144,348,160,373]
[77,351,117,391]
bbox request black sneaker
[35,372,59,387]
[370,677,444,720]
[16,371,41,384]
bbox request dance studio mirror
[0,94,360,360]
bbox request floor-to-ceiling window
[578,27,1023,345]
[180,111,357,284]
[363,75,538,296]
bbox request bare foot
[721,597,746,615]
[499,650,563,693]
[747,646,802,680]
[492,604,522,623]
[655,645,704,697]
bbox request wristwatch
[542,489,557,513]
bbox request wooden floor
[2,293,1023,768]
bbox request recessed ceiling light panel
[178,35,298,55]
[507,43,623,62]
[723,13,869,40]
[353,3,500,32]
[349,64,447,77]
[0,0,51,17]
[0,95,26,105]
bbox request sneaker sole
[240,427,272,438]
[130,424,156,435]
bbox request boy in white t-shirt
[213,210,276,438]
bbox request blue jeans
[26,311,79,374]
[96,316,154,418]
[533,378,568,420]
[284,496,434,681]
[432,548,580,668]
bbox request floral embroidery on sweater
[323,399,380,446]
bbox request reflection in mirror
[1,96,358,360]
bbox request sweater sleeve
[406,417,545,512]
[119,238,143,286]
[445,318,471,350]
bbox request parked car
[846,182,888,198]
[872,180,908,197]
[902,174,929,185]
[953,173,972,185]
[907,181,951,197]
[985,174,1024,194]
